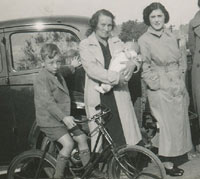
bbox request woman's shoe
[165,166,184,177]
[174,165,184,174]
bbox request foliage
[119,20,148,42]
[12,31,79,71]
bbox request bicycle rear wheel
[108,145,166,179]
[7,149,56,179]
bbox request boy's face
[43,54,61,74]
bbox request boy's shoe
[90,169,106,179]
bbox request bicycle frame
[92,117,135,178]
[34,139,52,179]
[73,108,132,179]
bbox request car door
[4,24,84,158]
[0,30,17,164]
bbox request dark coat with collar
[34,67,73,127]
[188,10,200,55]
[188,10,200,121]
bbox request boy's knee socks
[54,149,90,178]
[79,149,90,166]
[54,153,69,178]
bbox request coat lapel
[108,37,119,57]
[87,33,122,65]
[88,33,105,66]
[59,75,69,95]
[44,69,69,95]
[54,74,69,95]
[191,11,200,38]
[192,10,200,28]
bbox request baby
[95,41,141,94]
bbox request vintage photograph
[0,0,199,178]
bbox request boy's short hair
[40,43,61,61]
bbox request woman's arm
[138,37,160,90]
[79,39,120,85]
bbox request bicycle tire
[7,149,56,179]
[108,145,166,179]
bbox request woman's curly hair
[143,2,169,26]
[86,9,116,36]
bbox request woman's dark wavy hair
[86,9,116,36]
[143,2,169,26]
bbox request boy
[34,43,103,179]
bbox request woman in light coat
[138,2,192,177]
[79,9,142,151]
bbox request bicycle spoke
[7,150,56,179]
[108,146,166,179]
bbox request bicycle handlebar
[73,105,111,125]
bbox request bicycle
[7,105,166,179]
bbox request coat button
[197,64,200,68]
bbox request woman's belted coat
[139,27,192,156]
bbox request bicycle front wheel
[7,149,56,179]
[108,145,166,179]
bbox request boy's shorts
[40,125,84,141]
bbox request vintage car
[0,15,89,169]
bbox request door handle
[5,77,9,84]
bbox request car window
[10,31,80,71]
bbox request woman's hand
[119,72,126,85]
[120,60,137,81]
[62,116,77,129]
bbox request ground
[166,152,200,179]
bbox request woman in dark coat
[188,0,200,126]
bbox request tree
[13,31,79,71]
[119,20,148,42]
